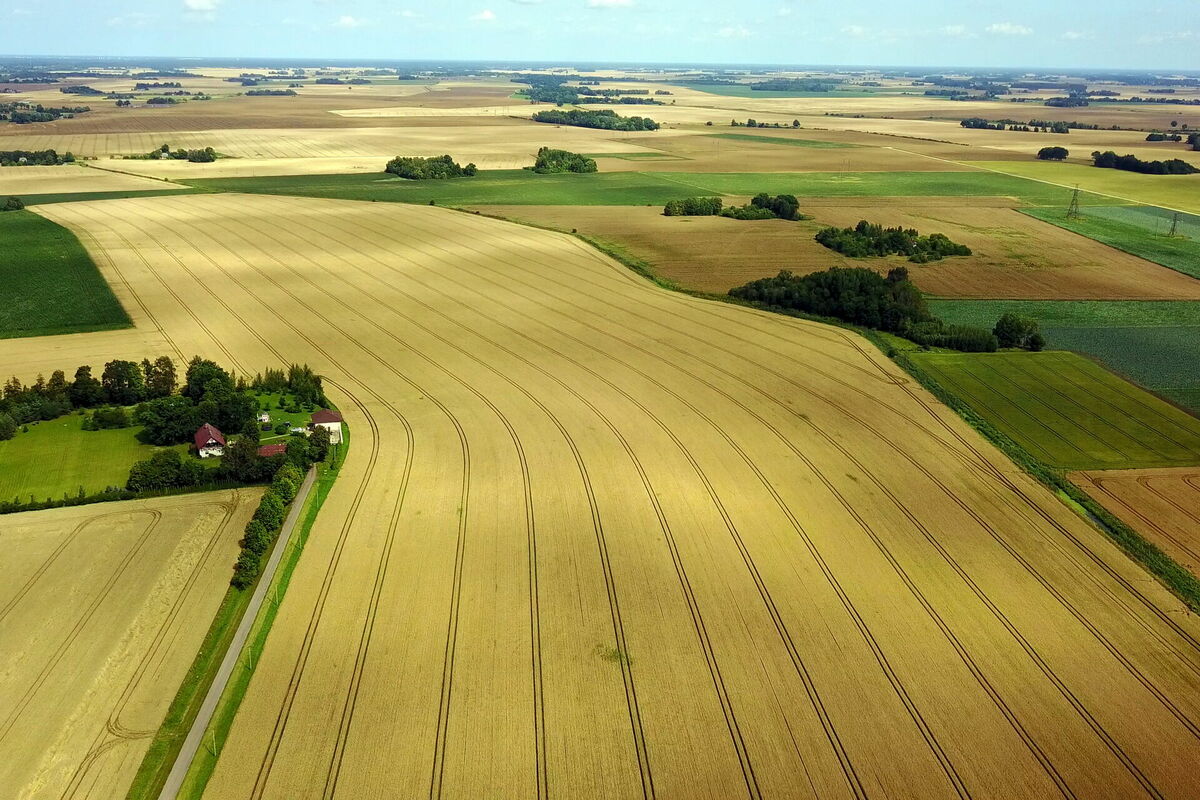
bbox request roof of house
[194,422,226,450]
[257,443,287,458]
[310,409,343,424]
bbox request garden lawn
[184,169,1118,207]
[0,413,188,501]
[0,209,131,338]
[909,351,1200,470]
[929,300,1200,413]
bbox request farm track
[30,194,1200,800]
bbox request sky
[2,0,1196,70]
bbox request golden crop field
[20,193,1200,800]
[0,490,260,800]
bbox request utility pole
[1168,210,1181,237]
[1066,185,1082,220]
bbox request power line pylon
[1167,210,1181,238]
[1066,185,1082,220]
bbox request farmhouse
[194,423,226,458]
[256,443,287,457]
[309,408,344,444]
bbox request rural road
[156,466,318,800]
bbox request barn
[194,423,226,458]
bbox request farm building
[256,443,287,458]
[309,408,344,444]
[194,423,226,458]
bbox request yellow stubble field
[0,490,261,800]
[20,193,1200,800]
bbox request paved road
[157,466,318,800]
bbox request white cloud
[183,0,219,10]
[840,24,867,37]
[587,0,633,7]
[333,15,365,28]
[941,24,970,37]
[1061,30,1092,40]
[777,6,792,16]
[11,7,32,15]
[470,8,497,20]
[1136,30,1193,44]
[986,22,1033,36]
[108,11,154,27]
[717,25,752,38]
[398,9,422,18]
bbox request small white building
[258,412,271,424]
[194,423,226,458]
[309,409,344,444]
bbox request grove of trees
[814,220,972,263]
[531,109,659,131]
[384,154,477,179]
[0,149,76,166]
[531,147,597,174]
[1091,150,1199,175]
[662,194,804,220]
[1037,146,1070,160]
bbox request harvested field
[1072,468,1200,577]
[966,161,1200,215]
[476,203,1200,299]
[0,165,184,196]
[0,490,261,800]
[909,351,1200,470]
[18,193,1200,800]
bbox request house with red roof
[308,408,344,444]
[257,443,287,458]
[194,423,226,458]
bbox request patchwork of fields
[0,490,260,800]
[8,194,1196,800]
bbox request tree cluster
[245,88,297,96]
[0,149,76,166]
[1037,146,1070,160]
[814,220,972,263]
[59,85,103,96]
[530,147,597,174]
[729,267,999,352]
[0,102,90,124]
[663,196,724,216]
[2,196,24,211]
[531,109,658,131]
[1091,150,1199,175]
[133,82,182,90]
[1146,132,1183,142]
[384,154,477,179]
[993,313,1045,351]
[131,144,217,162]
[749,79,840,92]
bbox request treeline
[1145,132,1183,142]
[530,147,596,174]
[384,154,477,179]
[513,75,664,106]
[0,148,76,166]
[961,117,1081,133]
[128,144,217,162]
[749,79,841,92]
[1,102,90,124]
[245,88,297,96]
[1091,150,1199,175]
[815,220,972,263]
[731,118,802,129]
[1045,96,1089,107]
[134,81,182,90]
[531,108,659,131]
[662,194,805,221]
[730,267,1012,353]
[60,85,103,96]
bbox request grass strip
[707,133,856,148]
[125,432,347,800]
[15,187,208,206]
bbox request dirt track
[26,194,1200,800]
[0,491,259,800]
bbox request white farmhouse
[194,423,226,458]
[309,409,344,444]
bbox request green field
[582,151,687,161]
[16,187,206,207]
[0,413,187,501]
[185,169,1117,207]
[1022,205,1200,279]
[668,82,888,99]
[909,351,1200,470]
[0,209,132,338]
[966,161,1200,214]
[707,133,856,149]
[929,300,1200,412]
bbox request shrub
[2,196,24,212]
[90,406,131,429]
[231,551,260,589]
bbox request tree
[308,425,332,463]
[0,412,16,441]
[69,365,105,407]
[218,437,263,482]
[134,395,199,445]
[2,196,23,212]
[126,450,205,492]
[993,313,1039,348]
[46,370,68,399]
[143,355,177,398]
[101,359,146,405]
[792,119,801,128]
[1027,332,1046,352]
[1037,146,1069,161]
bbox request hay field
[476,204,1200,300]
[0,490,260,800]
[1073,468,1200,577]
[21,193,1200,800]
[0,165,184,196]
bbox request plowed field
[0,490,260,800]
[24,194,1200,800]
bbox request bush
[2,196,24,212]
[90,406,131,429]
[993,312,1041,349]
[384,154,476,180]
[231,551,260,589]
[0,412,15,441]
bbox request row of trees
[130,144,217,162]
[531,109,659,132]
[814,220,972,263]
[245,89,297,96]
[731,118,802,128]
[0,148,76,166]
[530,147,597,174]
[384,154,477,179]
[1091,150,1199,174]
[729,267,1014,353]
[961,117,1074,133]
[662,194,804,221]
[1,102,90,124]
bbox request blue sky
[3,0,1196,69]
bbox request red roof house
[194,423,226,458]
[309,408,344,444]
[257,443,287,458]
[310,409,343,424]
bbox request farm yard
[0,490,260,800]
[0,193,1192,799]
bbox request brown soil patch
[1072,468,1200,577]
[476,204,1200,299]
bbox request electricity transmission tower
[1167,210,1181,238]
[1066,186,1082,219]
